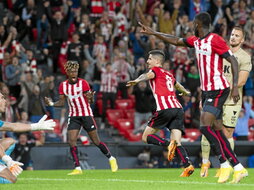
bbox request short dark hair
[195,12,211,29]
[148,49,165,63]
[233,26,245,38]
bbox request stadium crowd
[0,0,253,142]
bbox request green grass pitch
[1,169,253,190]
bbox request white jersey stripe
[161,96,168,109]
[167,96,174,108]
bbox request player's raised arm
[225,55,240,103]
[138,22,186,46]
[126,72,155,87]
[175,82,191,96]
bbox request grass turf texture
[1,169,253,190]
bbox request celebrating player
[0,92,56,184]
[45,61,118,175]
[127,50,194,177]
[200,26,252,178]
[139,12,247,183]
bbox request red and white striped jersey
[90,0,104,17]
[100,68,118,93]
[149,67,182,111]
[59,78,93,117]
[184,33,231,91]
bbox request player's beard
[230,42,241,48]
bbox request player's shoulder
[210,33,225,42]
[238,48,251,58]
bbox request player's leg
[143,111,170,146]
[169,109,194,177]
[170,129,194,177]
[200,89,235,182]
[67,117,83,175]
[214,119,247,183]
[0,138,16,165]
[86,117,118,172]
[0,165,16,184]
[200,135,211,177]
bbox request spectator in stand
[93,35,107,60]
[5,56,22,99]
[112,48,135,99]
[175,14,190,37]
[67,32,84,63]
[131,81,154,132]
[22,83,47,123]
[234,96,252,141]
[12,133,45,170]
[35,0,48,49]
[20,49,37,76]
[75,14,95,46]
[183,64,200,96]
[208,0,224,27]
[158,2,179,34]
[100,63,118,128]
[134,57,147,78]
[44,0,73,73]
[189,0,208,21]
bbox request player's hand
[9,162,24,177]
[138,22,155,35]
[2,155,24,177]
[45,97,54,106]
[31,115,56,131]
[85,91,95,104]
[126,80,138,87]
[231,87,240,103]
[179,90,191,96]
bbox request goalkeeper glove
[2,155,24,177]
[31,115,56,131]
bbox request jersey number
[166,75,174,91]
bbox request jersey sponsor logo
[224,65,230,74]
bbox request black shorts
[67,116,97,132]
[201,88,230,120]
[147,108,185,134]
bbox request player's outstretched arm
[45,95,66,107]
[175,82,191,96]
[126,72,155,87]
[225,55,240,103]
[138,22,186,46]
[0,115,56,132]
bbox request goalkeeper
[0,93,56,184]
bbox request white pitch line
[19,178,254,187]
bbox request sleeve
[183,36,197,48]
[240,54,252,72]
[82,80,91,92]
[59,82,64,95]
[212,34,231,58]
[150,67,161,78]
[0,120,4,127]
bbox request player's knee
[68,139,77,147]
